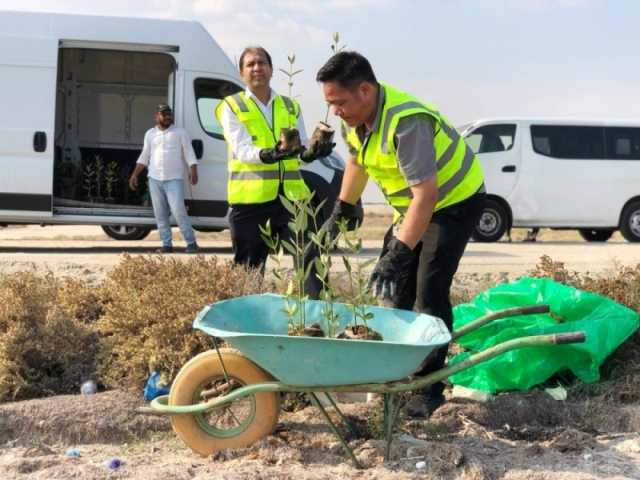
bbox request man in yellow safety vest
[317,51,486,416]
[216,47,333,298]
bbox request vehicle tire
[471,199,509,243]
[620,201,640,242]
[169,349,280,456]
[101,225,152,241]
[578,228,614,242]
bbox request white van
[0,11,343,240]
[461,118,640,243]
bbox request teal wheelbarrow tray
[146,294,586,468]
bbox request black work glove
[259,145,300,164]
[299,142,336,163]
[369,238,416,303]
[323,200,364,238]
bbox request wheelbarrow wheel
[169,348,280,456]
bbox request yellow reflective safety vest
[215,91,311,205]
[345,83,483,220]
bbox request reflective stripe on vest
[215,92,311,204]
[345,83,483,218]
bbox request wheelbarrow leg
[322,392,357,438]
[383,393,402,461]
[308,392,362,469]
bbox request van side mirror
[192,139,203,160]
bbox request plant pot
[279,127,302,152]
[309,121,335,147]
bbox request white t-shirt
[136,125,198,181]
[217,88,309,165]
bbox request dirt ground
[0,389,638,479]
[1,214,639,478]
[1,211,639,285]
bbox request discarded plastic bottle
[143,371,171,401]
[80,380,97,395]
[104,458,122,469]
[65,447,81,457]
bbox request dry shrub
[530,255,640,402]
[96,254,264,389]
[56,278,103,323]
[0,273,99,401]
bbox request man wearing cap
[129,104,199,253]
[317,51,486,416]
[215,46,333,298]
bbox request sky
[2,0,639,153]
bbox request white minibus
[462,118,640,242]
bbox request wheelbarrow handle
[554,331,586,344]
[452,304,551,340]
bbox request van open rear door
[0,33,57,218]
[182,72,242,222]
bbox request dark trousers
[380,191,485,395]
[229,199,322,300]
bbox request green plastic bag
[448,277,639,393]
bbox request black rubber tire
[620,201,640,243]
[471,199,509,243]
[101,225,152,241]
[578,228,614,242]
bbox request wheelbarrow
[146,294,586,468]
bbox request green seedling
[324,32,347,123]
[105,161,118,200]
[339,220,377,332]
[94,155,104,199]
[279,53,303,103]
[260,195,317,335]
[82,161,96,200]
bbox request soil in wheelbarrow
[337,324,383,341]
[288,322,326,337]
[287,323,383,341]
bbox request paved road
[0,225,638,281]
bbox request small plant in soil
[309,202,342,338]
[82,160,96,201]
[278,53,302,151]
[260,195,319,336]
[322,32,347,125]
[104,160,118,202]
[93,155,104,202]
[337,220,382,341]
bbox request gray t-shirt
[343,112,437,187]
[394,114,437,186]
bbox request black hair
[239,46,273,70]
[316,51,377,89]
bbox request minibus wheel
[472,199,508,243]
[102,225,152,241]
[578,228,614,242]
[620,201,640,242]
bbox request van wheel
[578,228,614,242]
[472,199,508,242]
[620,201,640,242]
[102,225,152,241]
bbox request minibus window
[194,78,242,139]
[465,124,516,154]
[531,125,605,159]
[605,127,640,160]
